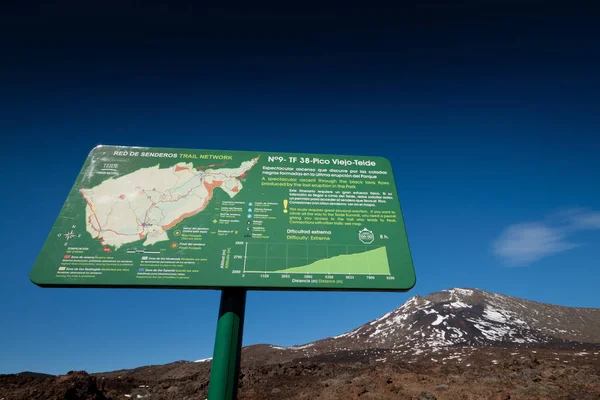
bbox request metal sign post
[208,288,247,399]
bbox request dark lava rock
[419,391,437,400]
[435,383,449,391]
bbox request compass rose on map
[57,225,82,246]
[64,231,76,240]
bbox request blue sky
[1,3,599,375]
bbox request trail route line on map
[80,157,259,249]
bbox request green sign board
[30,145,415,291]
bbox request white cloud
[571,211,600,230]
[492,223,579,266]
[547,208,600,231]
[493,208,600,266]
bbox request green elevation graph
[242,243,391,275]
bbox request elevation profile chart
[30,145,416,291]
[242,243,391,275]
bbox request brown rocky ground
[1,347,598,399]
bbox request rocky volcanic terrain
[2,288,599,399]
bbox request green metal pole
[207,288,247,400]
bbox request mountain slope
[4,288,599,400]
[331,288,600,347]
[244,288,600,363]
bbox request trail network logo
[358,228,375,244]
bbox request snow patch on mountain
[484,309,508,323]
[449,288,475,297]
[271,343,315,351]
[431,314,449,326]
